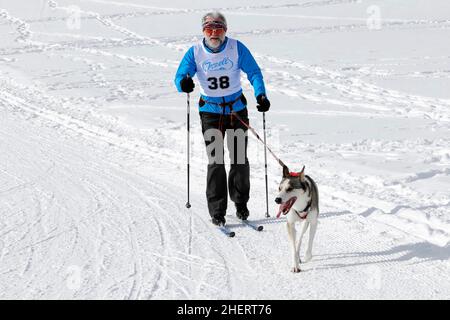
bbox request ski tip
[218,225,235,237]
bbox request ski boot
[211,214,226,226]
[235,203,249,221]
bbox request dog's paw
[291,267,301,273]
[304,252,312,262]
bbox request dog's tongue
[276,197,297,218]
[276,205,284,218]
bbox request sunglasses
[203,27,225,37]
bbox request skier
[174,11,270,226]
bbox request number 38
[207,76,230,90]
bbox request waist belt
[199,94,246,109]
[199,94,247,128]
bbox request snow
[0,0,449,299]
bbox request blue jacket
[174,37,266,114]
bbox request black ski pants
[199,108,250,218]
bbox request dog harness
[293,201,312,220]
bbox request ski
[241,219,264,231]
[216,219,263,237]
[218,225,235,237]
[229,216,264,232]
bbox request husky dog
[275,165,319,273]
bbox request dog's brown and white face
[275,166,309,217]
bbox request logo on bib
[202,57,234,72]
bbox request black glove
[256,94,270,112]
[180,75,195,93]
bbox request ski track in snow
[1,0,449,299]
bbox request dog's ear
[283,165,290,178]
[298,166,306,182]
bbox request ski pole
[263,112,270,218]
[186,88,191,209]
